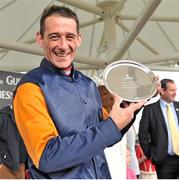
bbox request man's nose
[58,37,68,49]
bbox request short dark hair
[40,5,79,36]
[160,78,175,90]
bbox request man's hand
[110,94,146,130]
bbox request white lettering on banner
[0,90,12,99]
[0,80,3,84]
[6,75,21,85]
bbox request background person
[0,105,27,179]
[126,126,140,178]
[139,78,179,179]
[126,145,137,179]
[135,140,157,179]
[98,85,140,178]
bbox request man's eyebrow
[48,32,77,37]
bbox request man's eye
[66,36,75,40]
[50,36,59,41]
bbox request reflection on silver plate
[103,60,158,102]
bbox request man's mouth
[53,49,72,57]
[55,52,70,57]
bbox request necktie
[166,104,179,155]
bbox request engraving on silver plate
[103,60,157,102]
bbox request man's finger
[128,100,146,111]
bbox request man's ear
[77,33,82,47]
[36,32,45,48]
[160,88,164,95]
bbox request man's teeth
[56,52,69,57]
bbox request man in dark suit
[139,78,179,179]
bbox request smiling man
[139,79,179,179]
[36,11,81,70]
[13,5,145,179]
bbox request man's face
[161,82,177,103]
[36,15,82,69]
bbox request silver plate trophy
[103,60,158,102]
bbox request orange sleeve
[13,83,58,168]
